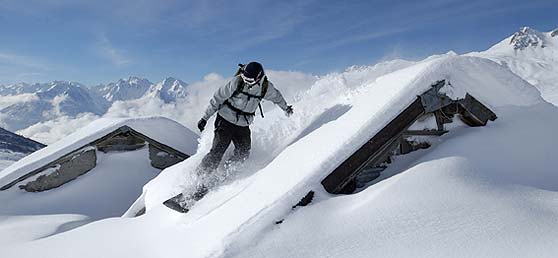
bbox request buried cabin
[0,117,199,193]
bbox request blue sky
[0,0,556,85]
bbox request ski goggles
[241,72,262,86]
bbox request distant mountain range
[0,77,189,131]
[93,76,153,102]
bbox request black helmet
[242,62,264,84]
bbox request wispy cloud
[158,0,316,51]
[0,52,48,70]
[0,52,51,84]
[226,0,316,49]
[315,27,411,53]
[291,0,529,60]
[97,35,133,66]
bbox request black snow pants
[198,115,251,173]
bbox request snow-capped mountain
[38,81,109,115]
[145,77,188,103]
[0,82,50,95]
[93,76,153,102]
[92,76,189,103]
[509,27,550,50]
[0,81,110,131]
[0,127,45,170]
[0,127,45,154]
[471,26,558,105]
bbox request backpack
[224,64,268,122]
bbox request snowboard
[163,160,243,213]
[163,185,208,213]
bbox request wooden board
[321,98,425,194]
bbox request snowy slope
[1,54,551,258]
[471,27,558,105]
[139,55,539,258]
[234,104,558,258]
[0,116,199,188]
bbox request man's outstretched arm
[264,81,293,116]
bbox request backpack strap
[233,75,244,96]
[223,100,255,116]
[224,74,269,121]
[260,77,269,97]
[257,77,269,118]
[233,75,268,100]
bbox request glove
[197,118,207,132]
[285,105,293,117]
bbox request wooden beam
[458,94,498,127]
[321,98,425,194]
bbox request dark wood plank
[321,98,425,194]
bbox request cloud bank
[16,70,317,144]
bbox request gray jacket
[202,75,289,126]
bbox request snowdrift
[3,53,550,258]
[235,104,558,258]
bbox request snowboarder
[164,62,293,212]
[196,61,293,173]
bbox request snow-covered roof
[119,55,543,258]
[0,116,199,188]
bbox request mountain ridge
[0,127,45,154]
[0,77,189,131]
[470,26,558,105]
